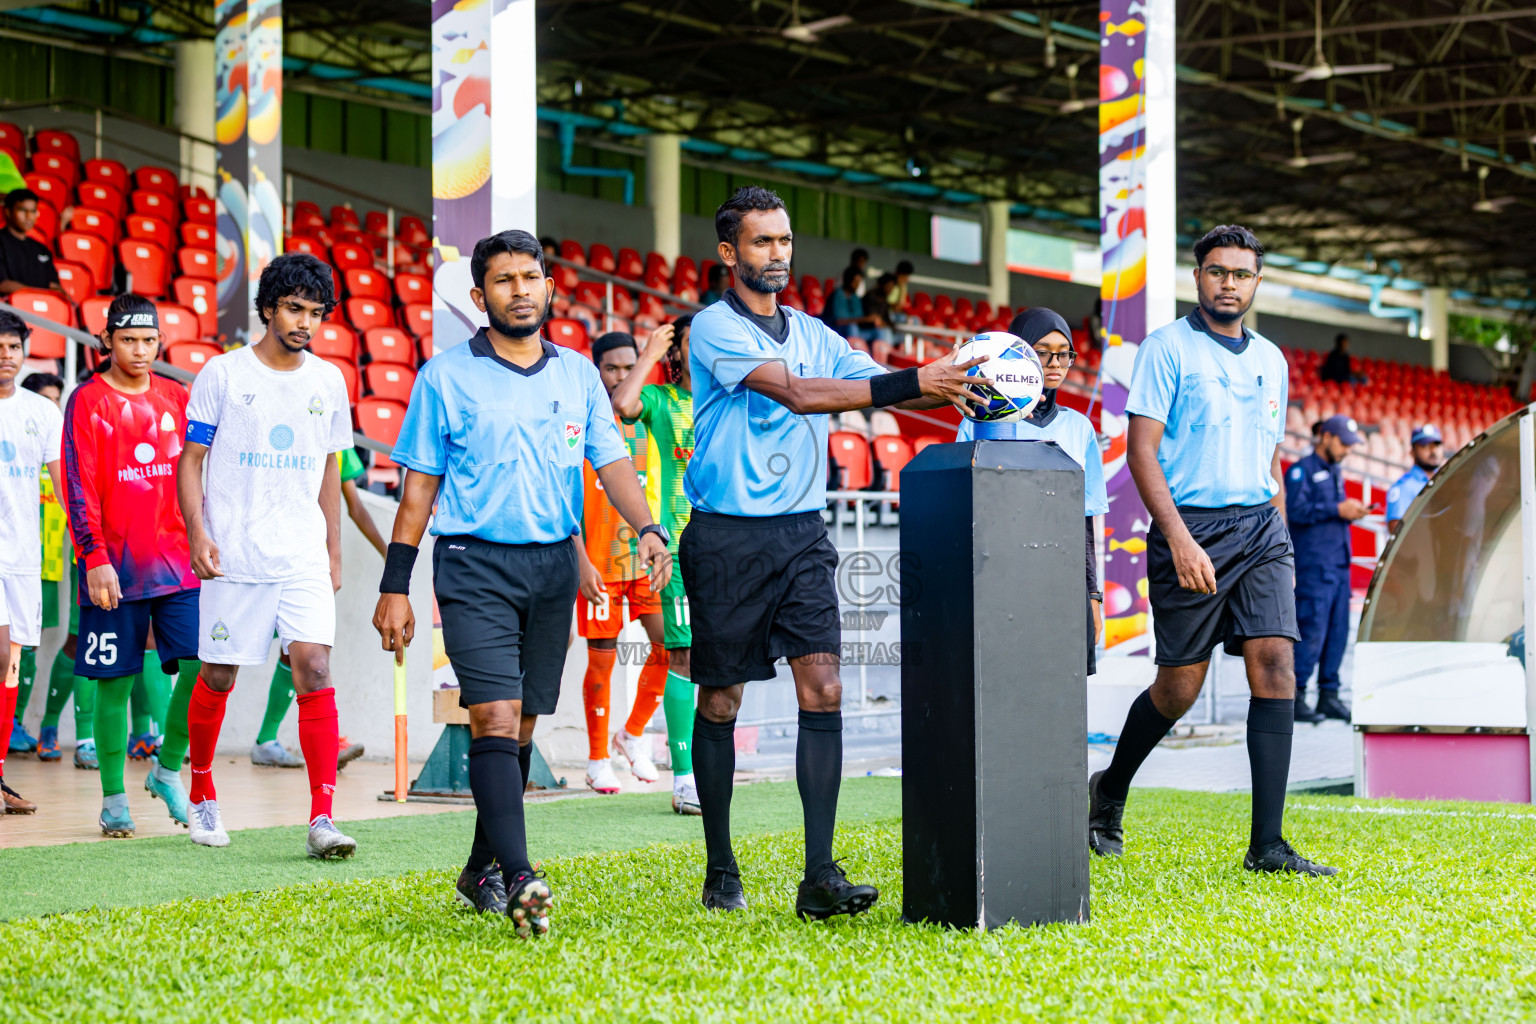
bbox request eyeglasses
[1202,265,1258,284]
[1035,349,1075,367]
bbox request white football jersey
[184,346,353,583]
[0,386,63,575]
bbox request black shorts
[76,587,199,679]
[678,509,840,688]
[1148,503,1299,667]
[433,534,578,714]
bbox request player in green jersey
[612,316,699,814]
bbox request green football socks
[156,660,198,774]
[16,646,35,722]
[663,669,696,776]
[256,660,295,745]
[94,674,133,797]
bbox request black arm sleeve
[1085,516,1099,594]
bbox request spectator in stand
[700,264,730,306]
[863,273,898,364]
[886,260,914,320]
[0,190,62,296]
[1319,333,1367,386]
[828,266,875,354]
[1285,414,1365,724]
[1385,424,1444,532]
[849,248,870,297]
[539,236,559,266]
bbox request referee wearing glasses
[372,230,669,938]
[1087,225,1337,878]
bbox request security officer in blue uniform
[1286,414,1366,723]
[1386,423,1443,532]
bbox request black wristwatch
[640,523,671,546]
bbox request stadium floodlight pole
[394,657,408,802]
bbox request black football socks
[1099,687,1178,802]
[796,710,843,877]
[1246,697,1294,850]
[467,735,531,878]
[692,712,738,873]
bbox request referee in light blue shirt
[371,230,669,936]
[681,185,982,920]
[1087,225,1337,880]
[1386,423,1443,531]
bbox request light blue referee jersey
[391,331,629,544]
[685,300,884,516]
[1124,311,1289,509]
[955,404,1108,516]
[1386,464,1432,523]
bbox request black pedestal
[900,440,1090,929]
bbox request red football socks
[583,647,616,760]
[296,687,339,822]
[187,677,230,804]
[624,643,669,736]
[0,644,20,777]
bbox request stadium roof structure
[5,0,1534,301]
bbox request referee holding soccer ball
[683,186,983,918]
[372,230,669,938]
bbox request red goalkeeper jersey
[63,373,199,602]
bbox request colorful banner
[214,0,283,348]
[431,0,537,352]
[1096,0,1175,656]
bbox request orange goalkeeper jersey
[582,416,647,581]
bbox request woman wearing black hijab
[956,307,1107,672]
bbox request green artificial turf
[0,777,901,921]
[8,788,1536,1022]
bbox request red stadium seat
[155,303,201,345]
[401,303,431,340]
[119,240,170,298]
[176,248,217,280]
[616,248,644,281]
[53,260,92,307]
[0,123,24,162]
[180,221,215,249]
[587,243,616,275]
[322,356,359,406]
[283,235,322,257]
[165,341,222,374]
[394,272,430,307]
[344,268,390,302]
[182,198,215,225]
[133,165,179,197]
[363,210,389,236]
[309,321,358,360]
[330,242,371,272]
[292,210,327,235]
[76,182,125,220]
[31,152,77,190]
[173,277,217,337]
[83,159,129,195]
[178,184,210,201]
[364,362,416,404]
[356,398,408,467]
[26,201,57,244]
[32,129,80,162]
[69,207,119,246]
[551,264,579,295]
[79,295,113,336]
[418,332,434,362]
[871,435,914,491]
[398,215,428,243]
[57,232,113,292]
[828,432,873,491]
[7,289,74,359]
[559,239,586,266]
[547,318,590,351]
[23,172,67,211]
[125,214,174,252]
[363,327,414,367]
[293,200,322,221]
[131,189,179,224]
[346,299,394,333]
[329,206,360,230]
[673,255,698,285]
[913,435,947,455]
[573,280,605,309]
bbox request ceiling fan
[780,0,852,43]
[1262,118,1355,169]
[1266,0,1393,83]
[1472,166,1517,214]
